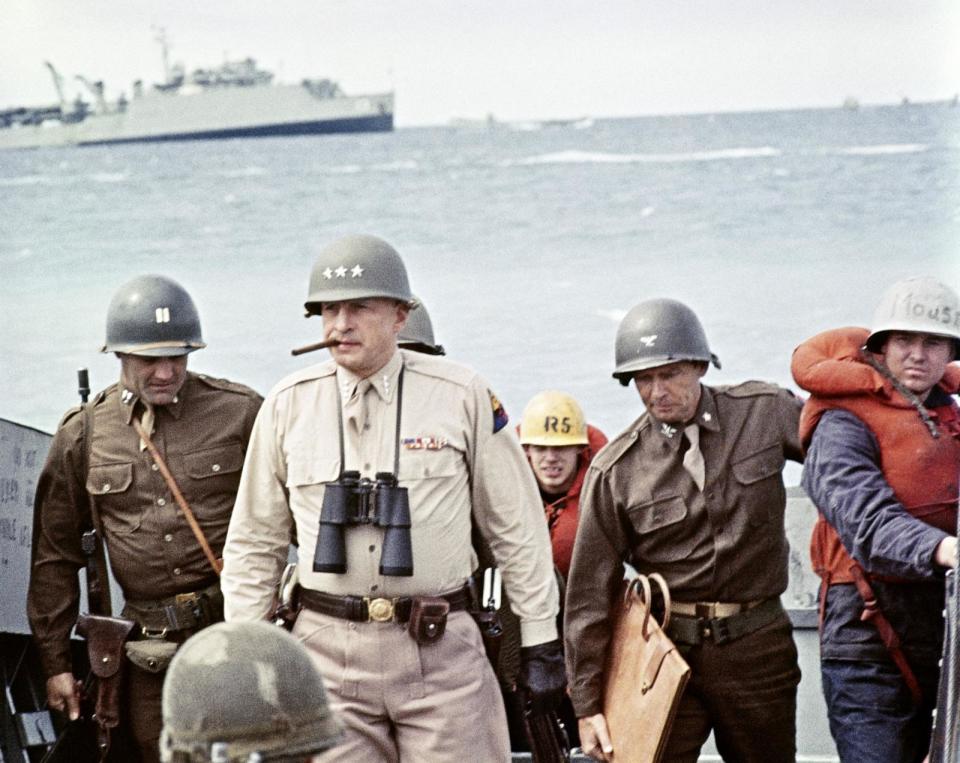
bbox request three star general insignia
[489,391,509,433]
[321,264,365,279]
[402,436,448,450]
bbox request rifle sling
[81,403,111,617]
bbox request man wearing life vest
[792,276,960,763]
[518,390,608,581]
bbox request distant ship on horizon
[0,30,394,150]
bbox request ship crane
[43,61,67,113]
[75,75,108,113]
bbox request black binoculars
[312,470,413,576]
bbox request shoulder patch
[489,391,509,433]
[723,380,782,398]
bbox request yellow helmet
[519,390,589,447]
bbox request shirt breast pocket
[86,462,137,533]
[285,454,341,514]
[731,444,785,526]
[625,494,692,563]
[399,447,463,526]
[181,442,245,517]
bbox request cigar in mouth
[291,338,341,357]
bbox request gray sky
[2,0,958,126]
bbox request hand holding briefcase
[602,573,690,763]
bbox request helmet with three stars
[613,298,720,385]
[304,234,418,315]
[101,274,206,357]
[398,298,444,355]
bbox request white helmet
[866,276,960,356]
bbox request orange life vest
[535,425,608,580]
[793,327,960,585]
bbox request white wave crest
[372,160,419,171]
[596,308,628,323]
[0,174,50,186]
[326,165,362,174]
[835,144,928,156]
[89,172,128,183]
[506,147,781,167]
[220,166,268,177]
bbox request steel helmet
[101,275,206,357]
[866,276,960,355]
[304,234,417,315]
[160,621,342,763]
[613,298,720,386]
[398,298,445,355]
[519,390,589,446]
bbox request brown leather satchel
[603,573,691,763]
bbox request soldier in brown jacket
[564,298,803,763]
[28,275,262,763]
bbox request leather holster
[76,613,136,754]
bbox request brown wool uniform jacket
[27,372,262,677]
[564,381,803,716]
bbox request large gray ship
[0,38,393,150]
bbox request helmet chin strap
[860,349,940,439]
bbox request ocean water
[2,103,959,469]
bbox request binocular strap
[335,364,406,478]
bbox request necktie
[682,423,705,491]
[344,379,371,434]
[138,404,155,452]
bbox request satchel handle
[623,572,674,637]
[648,572,673,631]
[624,575,653,638]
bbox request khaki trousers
[294,608,511,762]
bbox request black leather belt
[299,585,472,624]
[667,597,784,646]
[123,580,223,635]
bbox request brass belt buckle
[364,597,395,622]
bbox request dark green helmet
[398,298,444,355]
[304,234,416,316]
[101,274,205,357]
[613,298,720,386]
[160,621,342,762]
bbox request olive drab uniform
[566,296,803,763]
[221,348,560,761]
[28,373,262,762]
[565,381,804,762]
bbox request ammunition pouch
[122,581,223,634]
[76,613,137,757]
[408,597,450,644]
[124,639,179,674]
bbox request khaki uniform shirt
[28,372,262,677]
[222,350,559,646]
[564,381,803,715]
